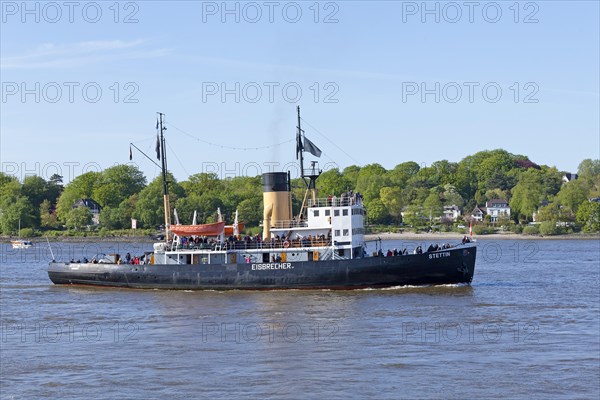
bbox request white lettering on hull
[251,263,294,271]
[428,252,451,259]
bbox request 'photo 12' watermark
[400,321,539,344]
[1,1,140,24]
[1,321,139,344]
[201,1,340,23]
[201,81,339,104]
[401,81,539,104]
[1,82,140,104]
[401,1,539,24]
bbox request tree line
[1,149,598,236]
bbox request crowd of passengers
[376,243,454,257]
[326,190,363,206]
[376,236,472,257]
[173,232,333,250]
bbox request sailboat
[11,219,33,249]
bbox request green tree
[40,199,60,229]
[99,206,122,229]
[93,164,146,208]
[342,165,361,187]
[380,187,403,222]
[422,190,443,222]
[317,168,351,197]
[576,201,600,232]
[65,206,92,230]
[365,198,389,225]
[442,184,464,207]
[46,174,64,205]
[21,176,48,208]
[0,178,35,234]
[510,168,562,221]
[556,179,590,213]
[237,197,263,227]
[134,173,184,228]
[477,150,517,191]
[539,221,561,236]
[182,173,223,197]
[55,171,100,222]
[355,164,389,202]
[577,159,600,197]
[117,195,138,229]
[403,205,424,228]
[430,160,457,186]
[387,162,420,187]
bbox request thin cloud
[1,39,170,69]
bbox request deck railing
[271,220,308,229]
[308,197,363,207]
[170,238,333,252]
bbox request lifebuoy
[283,240,290,248]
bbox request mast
[296,106,321,220]
[297,105,305,182]
[158,112,171,242]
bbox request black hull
[48,246,476,290]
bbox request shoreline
[1,232,598,243]
[365,232,599,241]
[0,236,155,244]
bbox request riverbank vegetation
[1,150,598,238]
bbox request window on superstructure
[334,210,340,216]
[343,229,349,236]
[335,230,340,236]
[314,210,320,217]
[325,210,330,216]
[343,209,348,216]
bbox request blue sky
[1,1,598,183]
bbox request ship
[47,109,477,290]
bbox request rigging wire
[300,117,360,165]
[165,141,191,178]
[166,122,295,151]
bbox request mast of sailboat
[158,112,171,242]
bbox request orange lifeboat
[170,221,225,237]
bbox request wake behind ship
[48,109,477,290]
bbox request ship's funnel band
[262,172,290,193]
[262,172,292,240]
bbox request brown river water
[1,239,598,399]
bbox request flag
[156,133,161,160]
[296,130,303,159]
[129,145,132,161]
[303,136,322,157]
[192,210,197,225]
